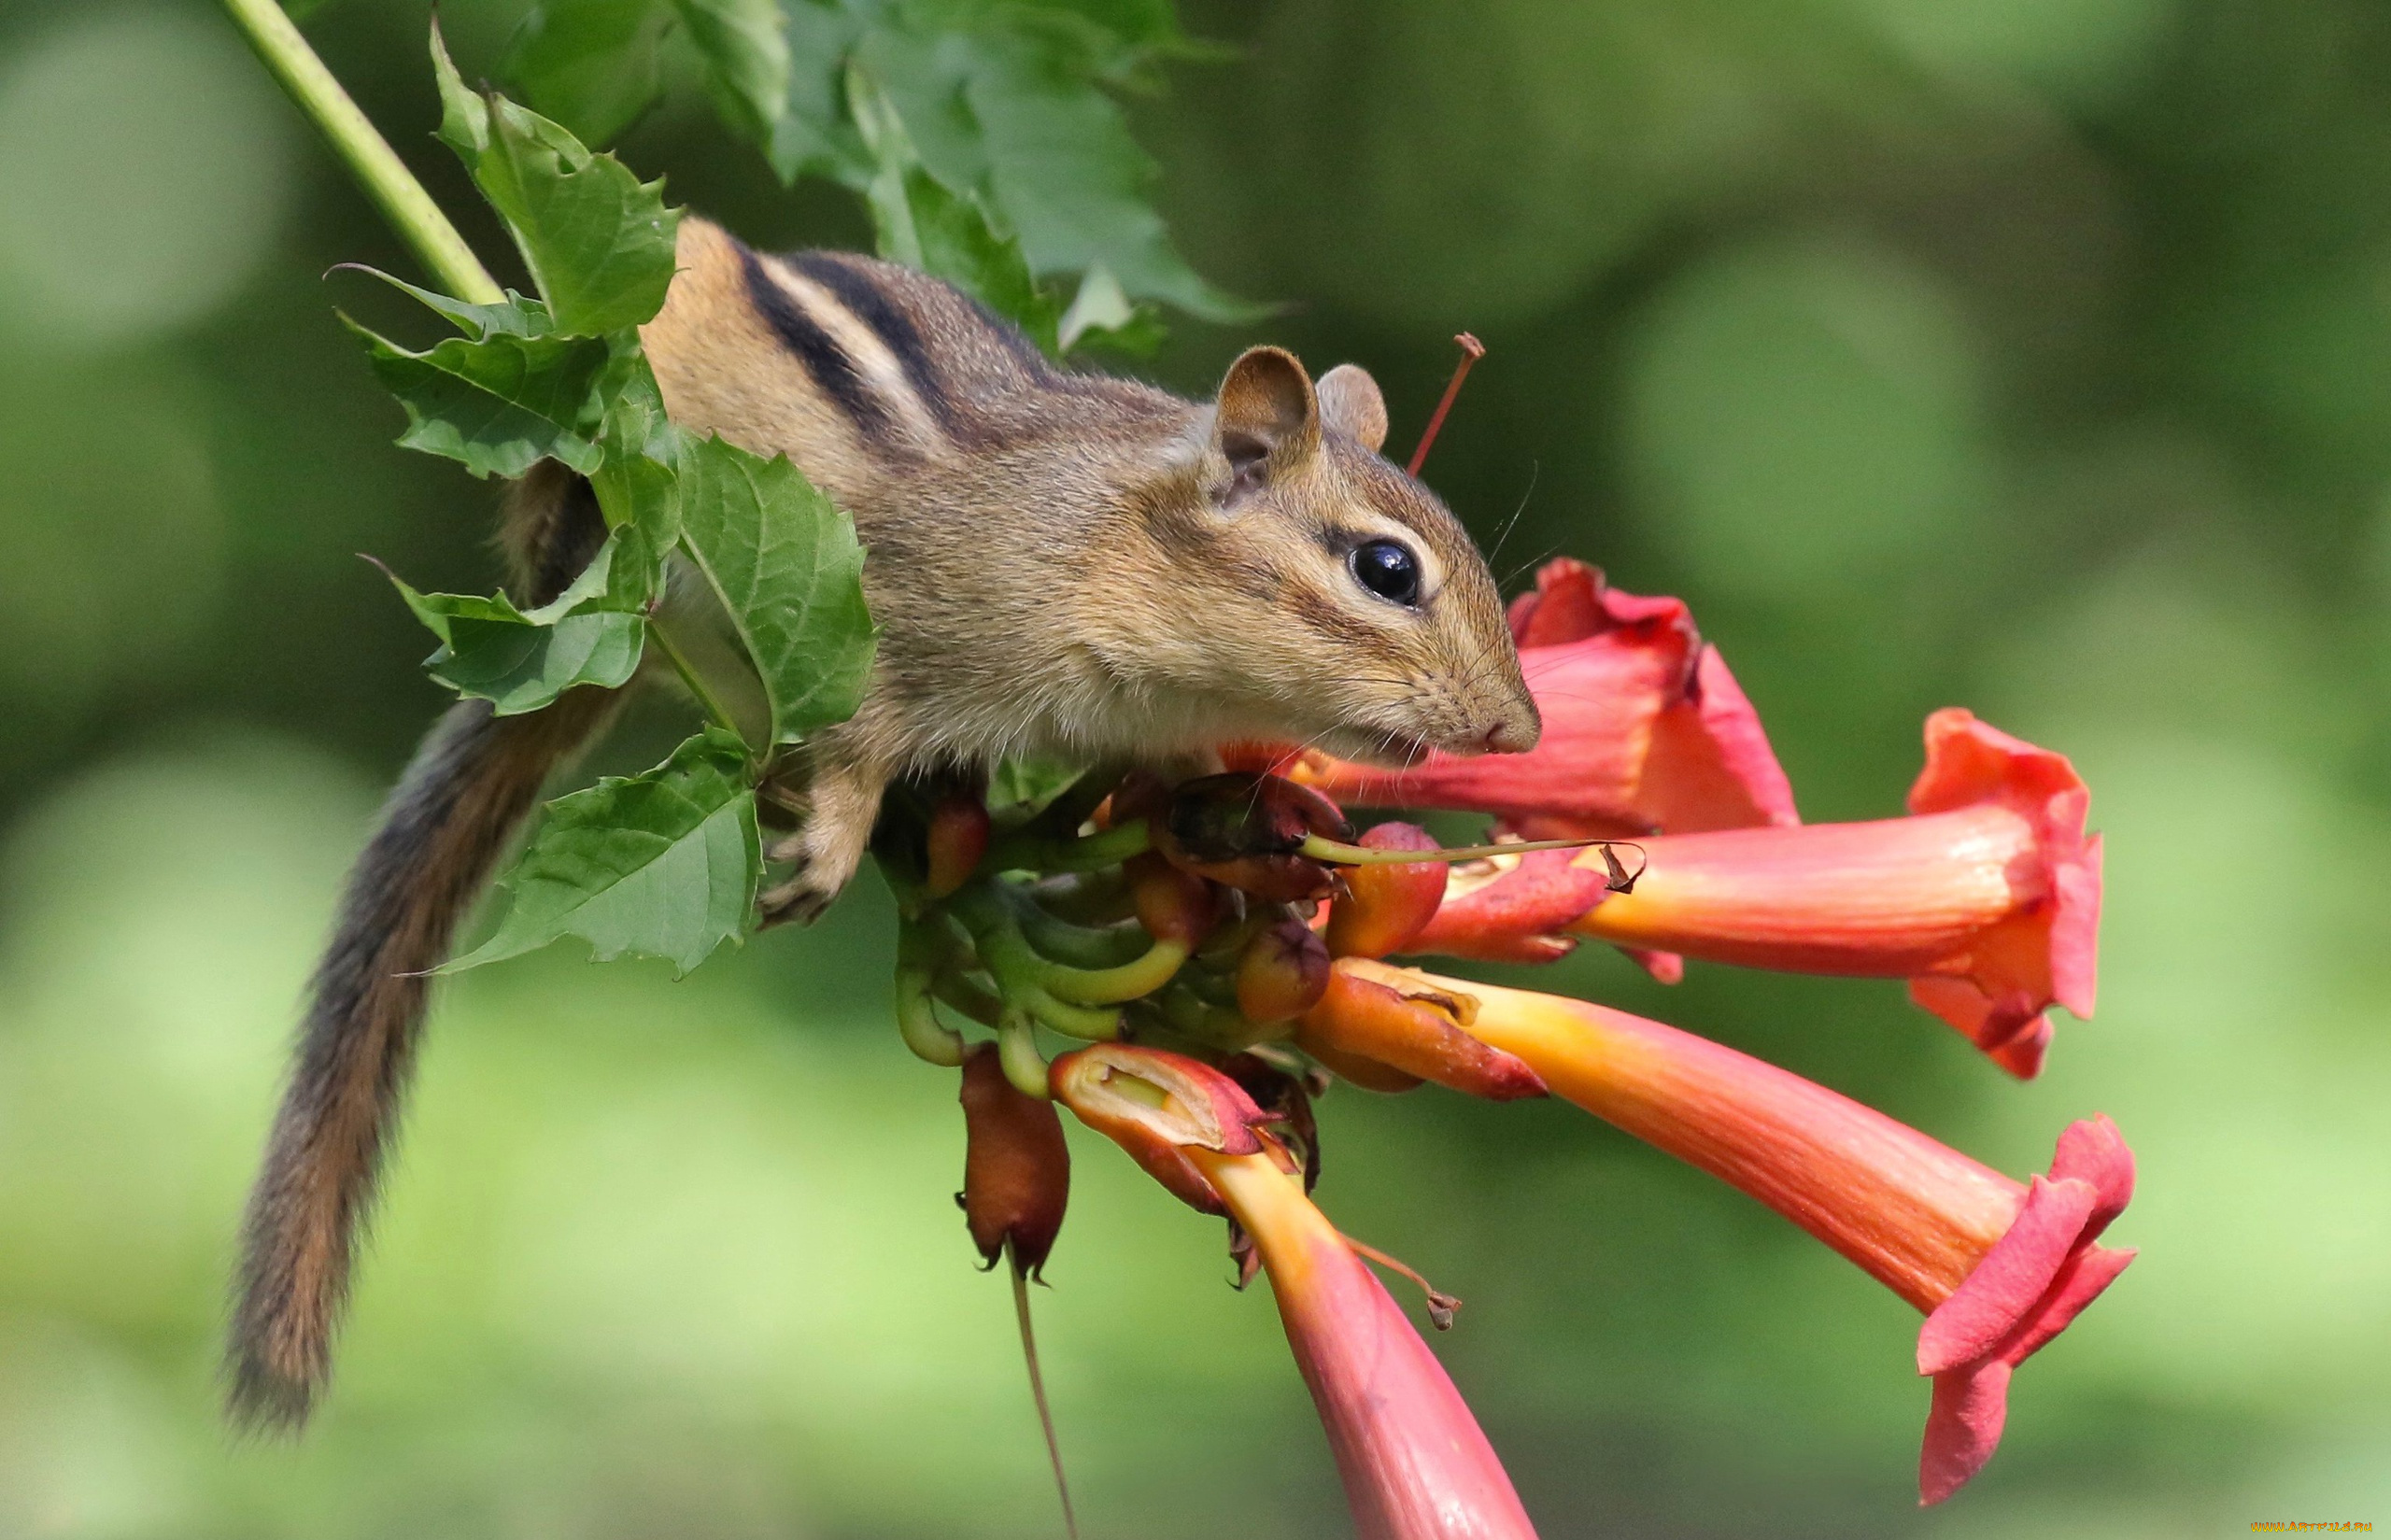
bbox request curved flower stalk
[1404,710,2101,1078]
[1292,559,1797,839]
[1053,1045,1540,1539]
[1356,968,2135,1504]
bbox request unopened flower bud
[959,1041,1070,1277]
[1297,958,1547,1101]
[1323,822,1444,958]
[1126,852,1217,948]
[925,794,992,899]
[1238,918,1331,1024]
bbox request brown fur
[228,219,1537,1426]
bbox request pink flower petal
[1917,1176,2098,1376]
[2048,1113,2134,1241]
[1920,1359,2013,1505]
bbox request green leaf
[768,1,870,182]
[676,434,874,743]
[447,728,761,975]
[764,2,1252,324]
[346,317,610,479]
[850,66,1059,348]
[671,0,791,145]
[955,26,1259,321]
[388,568,646,714]
[527,522,665,618]
[987,755,1087,818]
[1056,261,1162,356]
[432,22,492,155]
[432,21,682,335]
[343,267,559,339]
[504,0,671,148]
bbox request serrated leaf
[909,167,1060,350]
[389,571,647,713]
[767,3,1254,326]
[677,435,874,743]
[672,0,790,145]
[505,0,672,148]
[432,21,682,335]
[432,23,492,155]
[526,522,663,618]
[347,317,610,479]
[956,27,1260,321]
[850,66,1060,348]
[448,728,760,975]
[345,267,559,339]
[769,1,870,182]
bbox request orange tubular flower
[1292,558,1798,839]
[1051,1045,1540,1540]
[1413,970,2132,1505]
[1542,709,2100,1079]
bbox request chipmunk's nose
[1480,702,1541,756]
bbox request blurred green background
[3,0,2387,1533]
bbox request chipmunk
[228,216,1541,1428]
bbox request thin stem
[1010,1252,1079,1540]
[1406,332,1486,477]
[1301,832,1646,889]
[646,618,745,745]
[217,0,502,304]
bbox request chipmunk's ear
[1213,346,1318,506]
[1314,363,1387,453]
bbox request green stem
[1299,832,1646,872]
[1009,1254,1080,1540]
[988,818,1152,875]
[217,0,502,304]
[646,617,745,745]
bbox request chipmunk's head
[1123,346,1539,768]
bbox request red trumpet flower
[1409,969,2131,1504]
[1293,559,1797,839]
[1051,1045,1540,1539]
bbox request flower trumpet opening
[1548,708,2100,1078]
[1187,1147,1540,1540]
[1413,969,2133,1505]
[1293,559,1798,838]
[1049,1044,1270,1214]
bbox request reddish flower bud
[924,793,992,899]
[958,1042,1070,1278]
[1126,852,1217,948]
[1048,1044,1269,1215]
[1154,772,1349,901]
[1323,823,1445,958]
[1238,917,1333,1024]
[1297,958,1546,1101]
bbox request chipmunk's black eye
[1349,539,1422,607]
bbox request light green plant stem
[217,0,504,305]
[645,617,746,745]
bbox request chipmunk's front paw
[756,817,867,929]
[756,872,838,928]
